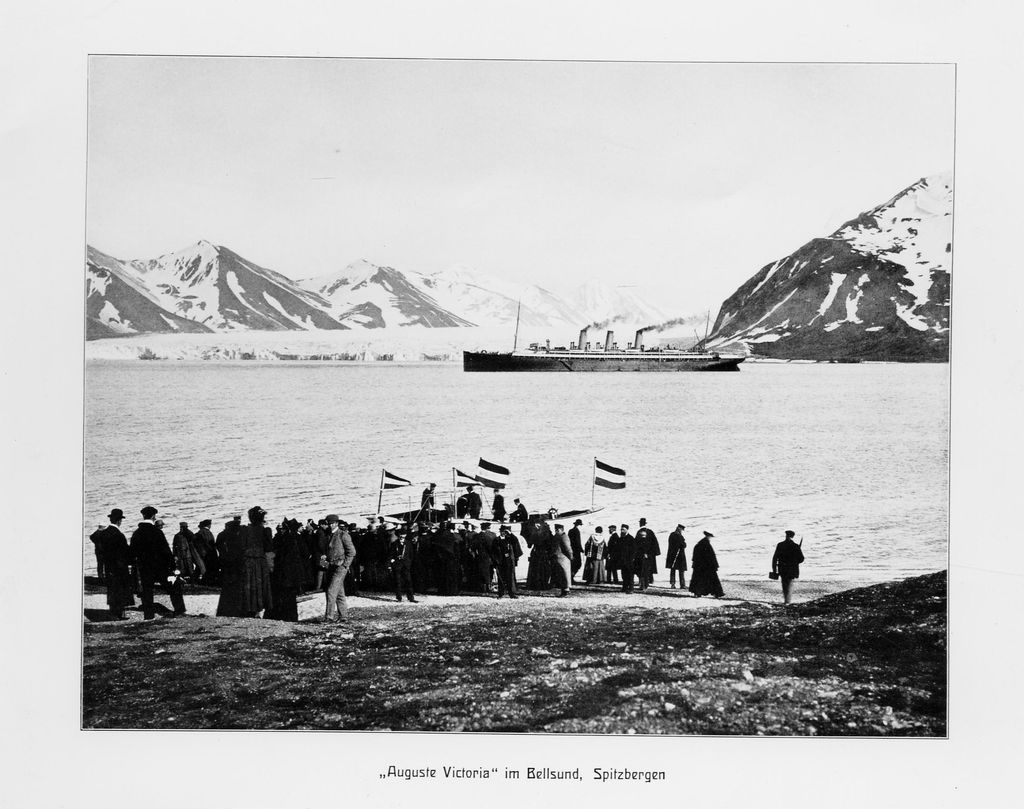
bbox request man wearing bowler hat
[129,506,186,619]
[95,509,135,619]
[771,530,805,605]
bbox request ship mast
[512,299,522,351]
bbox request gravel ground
[82,572,946,735]
[82,577,856,622]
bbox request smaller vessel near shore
[464,324,745,372]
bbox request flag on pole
[453,468,479,487]
[594,459,626,489]
[381,470,413,490]
[475,458,509,489]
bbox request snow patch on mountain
[708,172,952,362]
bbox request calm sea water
[83,360,948,583]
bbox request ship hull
[463,351,744,372]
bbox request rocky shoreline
[82,571,946,735]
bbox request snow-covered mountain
[301,260,475,328]
[86,246,213,339]
[708,173,952,361]
[127,241,347,332]
[411,264,582,328]
[568,280,669,327]
[85,242,675,341]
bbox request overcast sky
[87,57,953,312]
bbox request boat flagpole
[376,469,385,516]
[592,457,596,511]
[513,299,522,351]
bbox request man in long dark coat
[433,522,461,595]
[491,525,522,598]
[618,524,637,593]
[553,524,573,597]
[387,526,419,602]
[771,530,805,604]
[473,522,497,593]
[130,506,185,619]
[492,492,506,522]
[605,525,621,584]
[689,530,725,597]
[96,508,134,619]
[465,485,483,519]
[665,524,688,589]
[634,518,659,590]
[568,519,584,584]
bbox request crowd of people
[88,497,806,622]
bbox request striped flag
[594,459,626,489]
[453,468,479,488]
[381,470,413,490]
[475,457,509,489]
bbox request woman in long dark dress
[525,520,553,590]
[688,531,724,597]
[217,507,273,617]
[215,518,244,616]
[267,518,305,621]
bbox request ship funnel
[578,326,589,351]
[604,330,614,351]
[634,328,645,351]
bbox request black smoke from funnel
[641,314,705,334]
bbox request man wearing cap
[553,524,573,597]
[771,530,805,605]
[635,518,660,591]
[322,514,357,621]
[509,498,528,527]
[689,531,724,598]
[95,509,134,619]
[665,524,688,589]
[465,485,483,520]
[618,524,637,593]
[568,519,584,584]
[130,506,186,619]
[491,525,522,598]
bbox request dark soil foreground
[82,572,946,735]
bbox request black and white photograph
[3,2,1022,807]
[80,56,951,735]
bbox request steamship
[462,326,745,372]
